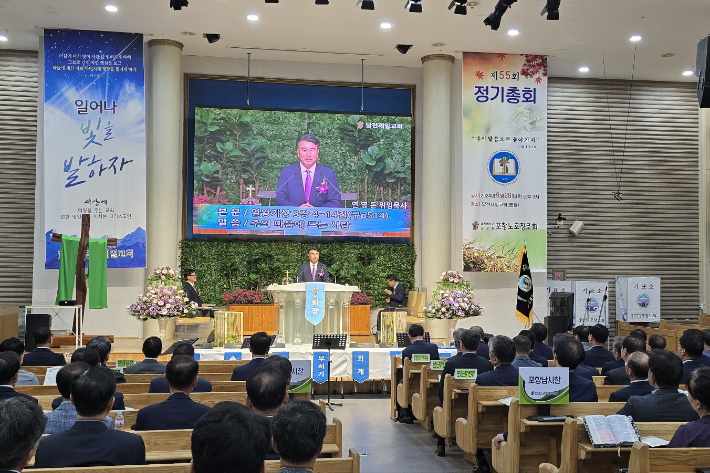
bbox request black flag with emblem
[516,245,534,327]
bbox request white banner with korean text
[462,53,547,273]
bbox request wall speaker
[25,314,51,352]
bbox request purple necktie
[304,169,312,202]
[311,264,316,280]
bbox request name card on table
[289,360,312,393]
[519,367,569,405]
[431,360,446,370]
[454,368,477,380]
[412,354,430,362]
[116,359,136,369]
[224,352,242,360]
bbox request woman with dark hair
[668,367,710,447]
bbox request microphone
[296,265,307,283]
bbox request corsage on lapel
[316,180,328,195]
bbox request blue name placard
[352,351,369,383]
[312,351,329,384]
[305,282,326,325]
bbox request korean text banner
[43,29,146,269]
[462,53,547,272]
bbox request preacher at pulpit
[183,269,203,306]
[296,247,330,283]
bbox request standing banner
[352,351,369,383]
[312,351,329,384]
[573,281,609,327]
[43,29,146,269]
[462,53,547,273]
[305,282,326,325]
[615,277,661,323]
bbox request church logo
[488,151,520,185]
[586,298,599,313]
[637,294,650,308]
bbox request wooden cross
[51,214,118,329]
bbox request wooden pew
[18,381,243,396]
[390,355,403,421]
[627,441,710,473]
[124,373,234,383]
[454,385,519,458]
[592,376,604,386]
[432,374,470,446]
[395,357,429,419]
[35,392,248,410]
[492,398,626,473]
[411,364,442,430]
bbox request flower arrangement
[350,292,374,305]
[147,266,181,288]
[424,270,484,319]
[127,285,199,321]
[222,289,269,305]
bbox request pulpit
[380,310,407,344]
[266,283,360,345]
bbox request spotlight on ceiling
[447,0,466,15]
[483,0,517,30]
[540,0,560,20]
[357,0,375,9]
[316,0,330,4]
[405,0,422,12]
[396,44,413,54]
[170,0,188,10]
[204,34,221,43]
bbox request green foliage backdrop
[179,239,416,306]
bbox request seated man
[231,332,271,381]
[703,329,710,358]
[272,401,327,473]
[0,397,47,473]
[582,324,615,368]
[475,335,519,386]
[124,336,166,374]
[679,329,710,385]
[604,335,646,385]
[0,352,38,403]
[601,336,625,375]
[471,326,490,360]
[451,328,465,357]
[190,401,271,473]
[617,349,699,422]
[608,351,654,402]
[530,323,553,360]
[86,336,125,384]
[573,325,591,351]
[45,362,114,434]
[51,348,125,410]
[629,328,647,342]
[22,327,66,366]
[35,366,146,467]
[246,367,289,417]
[518,330,547,366]
[261,354,292,384]
[647,333,666,351]
[150,343,212,393]
[0,337,38,385]
[555,337,598,402]
[135,355,210,430]
[402,324,440,360]
[511,335,542,368]
[553,333,596,380]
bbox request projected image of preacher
[275,134,342,208]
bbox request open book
[582,415,641,447]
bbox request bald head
[626,351,649,380]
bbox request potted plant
[127,284,199,340]
[350,292,374,336]
[424,270,484,341]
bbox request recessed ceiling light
[180,31,196,36]
[247,14,259,21]
[431,42,446,47]
[380,22,392,29]
[507,29,519,36]
[683,70,694,76]
[630,35,642,42]
[105,4,118,12]
[0,35,7,42]
[579,66,589,73]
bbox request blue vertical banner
[43,29,146,269]
[305,282,326,325]
[312,351,329,384]
[352,351,369,383]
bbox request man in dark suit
[608,351,654,402]
[0,352,37,403]
[191,402,271,473]
[604,335,647,385]
[149,343,213,393]
[272,401,327,473]
[0,397,46,472]
[402,324,440,361]
[471,326,490,360]
[554,336,598,402]
[601,336,625,375]
[377,274,407,335]
[582,324,615,368]
[246,367,289,416]
[183,269,203,306]
[475,335,519,387]
[21,327,66,367]
[435,329,493,456]
[125,337,166,374]
[518,330,548,366]
[275,134,341,208]
[86,336,125,384]
[530,323,553,360]
[231,332,271,381]
[34,366,146,467]
[679,328,710,385]
[134,355,210,430]
[296,247,330,283]
[617,349,699,422]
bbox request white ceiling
[0,0,709,82]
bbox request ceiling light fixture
[315,0,330,4]
[0,35,7,42]
[357,0,375,10]
[265,0,279,3]
[507,28,519,36]
[540,0,560,20]
[630,35,642,42]
[405,0,422,12]
[448,0,467,15]
[204,34,221,43]
[105,5,118,12]
[483,0,517,30]
[170,0,188,10]
[579,66,589,72]
[380,22,392,29]
[683,69,694,76]
[396,44,413,54]
[247,14,259,21]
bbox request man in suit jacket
[0,337,38,385]
[471,326,490,360]
[134,356,210,430]
[0,352,38,403]
[296,247,330,283]
[0,397,47,472]
[603,335,646,385]
[35,367,146,468]
[617,349,699,422]
[397,324,440,424]
[22,326,66,367]
[530,323,554,360]
[86,336,126,384]
[601,336,625,375]
[511,335,542,368]
[582,324,615,368]
[518,330,547,366]
[149,343,212,393]
[125,337,166,375]
[272,401,327,473]
[231,332,271,381]
[183,269,203,306]
[679,328,710,385]
[275,134,341,208]
[377,274,407,334]
[608,352,654,402]
[475,335,519,387]
[555,337,598,402]
[51,347,124,410]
